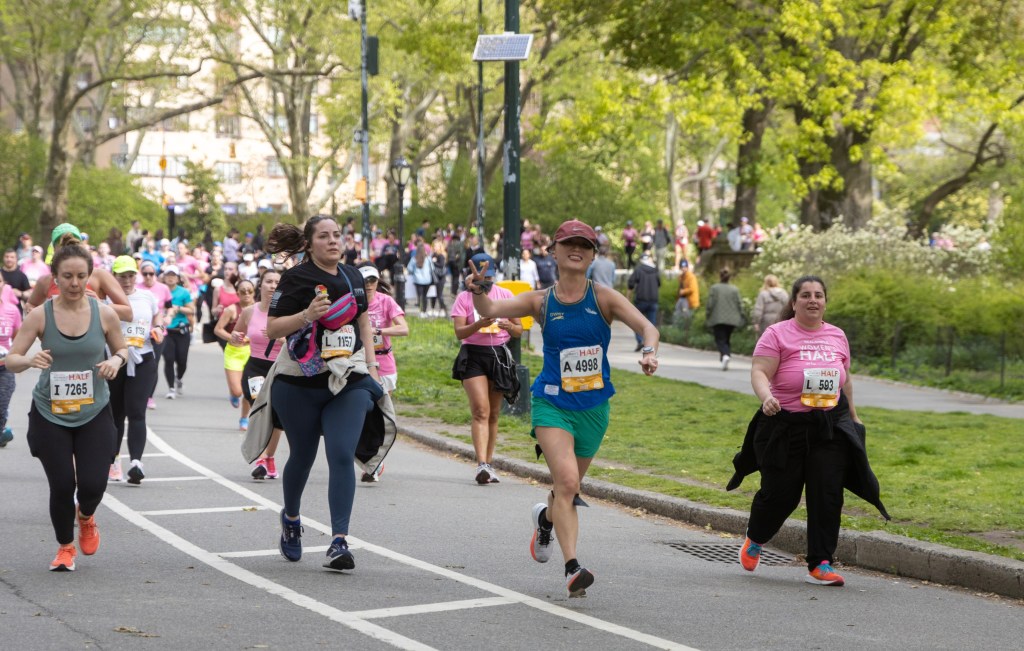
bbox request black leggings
[109,353,157,461]
[26,403,116,545]
[431,280,447,312]
[712,324,735,359]
[415,283,431,313]
[163,328,191,389]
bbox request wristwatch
[640,346,656,356]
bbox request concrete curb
[399,423,1024,600]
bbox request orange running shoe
[50,544,77,572]
[78,511,100,555]
[806,561,845,586]
[739,537,762,572]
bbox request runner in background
[450,252,523,485]
[0,272,23,447]
[357,263,408,482]
[215,278,255,430]
[107,256,163,484]
[161,266,195,399]
[236,269,285,479]
[5,241,128,571]
[137,261,170,410]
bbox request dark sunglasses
[141,272,155,277]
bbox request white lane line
[141,430,698,651]
[138,506,269,516]
[347,597,516,620]
[140,476,209,482]
[218,545,331,558]
[101,493,437,651]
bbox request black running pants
[109,353,157,461]
[26,404,115,545]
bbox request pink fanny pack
[318,269,358,330]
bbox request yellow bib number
[322,325,357,359]
[800,368,841,408]
[50,370,95,414]
[559,345,604,393]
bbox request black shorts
[242,357,283,429]
[452,344,506,382]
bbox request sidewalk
[391,317,1024,599]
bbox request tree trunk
[821,124,873,230]
[733,100,774,226]
[698,176,713,222]
[39,119,73,236]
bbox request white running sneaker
[530,503,554,563]
[165,390,176,400]
[175,379,184,397]
[108,460,123,482]
[722,355,731,371]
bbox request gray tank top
[32,297,111,426]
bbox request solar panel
[472,33,534,62]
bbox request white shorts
[381,373,398,393]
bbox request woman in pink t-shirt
[0,273,23,445]
[450,253,522,484]
[739,275,869,588]
[356,264,408,482]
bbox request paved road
[1,342,1021,650]
[531,321,1024,419]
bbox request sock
[538,507,552,530]
[565,559,580,576]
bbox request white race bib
[123,322,147,348]
[321,325,357,359]
[247,376,265,400]
[372,331,386,352]
[50,370,95,414]
[559,345,604,393]
[474,309,500,334]
[801,367,841,408]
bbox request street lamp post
[389,156,411,309]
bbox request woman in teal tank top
[6,241,128,572]
[465,219,661,598]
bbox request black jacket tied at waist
[726,391,890,521]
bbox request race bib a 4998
[560,345,604,393]
[50,370,95,414]
[800,367,841,408]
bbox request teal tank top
[531,281,615,410]
[33,297,111,426]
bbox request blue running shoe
[323,537,355,571]
[279,510,303,562]
[230,395,240,408]
[0,427,12,447]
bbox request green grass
[394,316,1024,561]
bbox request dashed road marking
[103,428,699,651]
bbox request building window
[162,114,189,132]
[309,114,319,135]
[114,155,188,177]
[75,69,92,91]
[215,114,240,138]
[215,161,242,184]
[75,108,96,133]
[266,157,285,178]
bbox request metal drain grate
[666,542,795,566]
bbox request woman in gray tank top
[6,241,128,572]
